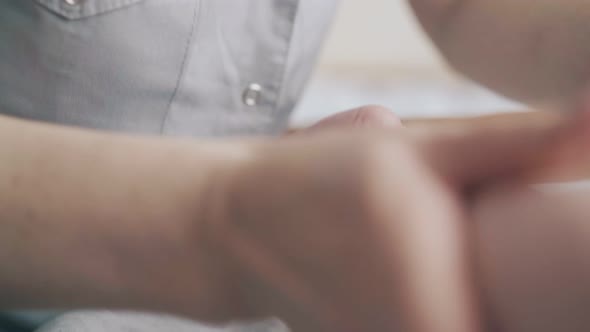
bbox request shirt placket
[161,0,300,136]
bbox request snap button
[63,0,82,6]
[242,83,263,107]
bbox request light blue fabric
[36,312,289,332]
[0,0,337,137]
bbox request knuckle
[353,105,401,126]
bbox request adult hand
[207,110,581,332]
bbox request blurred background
[291,0,522,127]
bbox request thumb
[286,106,402,136]
[410,111,590,185]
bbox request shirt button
[242,83,263,107]
[63,0,82,6]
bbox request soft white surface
[292,74,523,127]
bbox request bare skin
[1,108,587,332]
[308,106,590,332]
[410,0,590,106]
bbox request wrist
[116,138,264,321]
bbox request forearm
[0,115,250,320]
[409,0,590,105]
